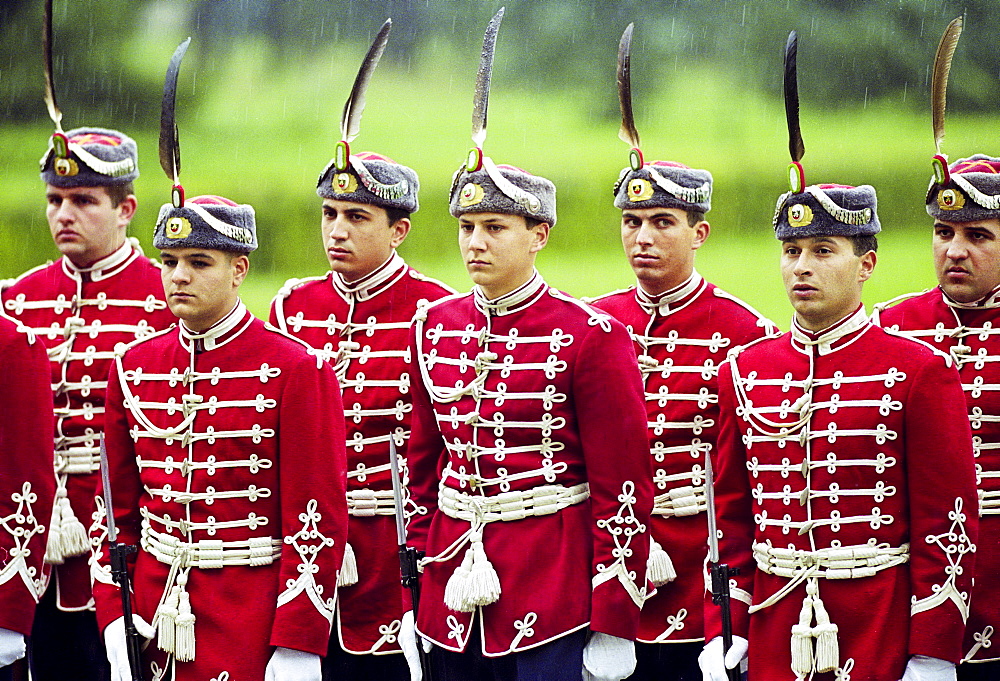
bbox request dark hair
[850,234,878,256]
[104,182,135,208]
[686,210,706,227]
[524,217,546,230]
[385,207,411,226]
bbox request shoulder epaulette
[712,287,780,336]
[407,268,459,295]
[871,289,933,316]
[1,261,55,293]
[880,324,955,368]
[412,290,469,323]
[114,324,177,358]
[581,286,635,305]
[547,288,614,333]
[264,320,333,371]
[273,274,328,302]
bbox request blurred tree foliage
[1,0,997,284]
[1,0,997,125]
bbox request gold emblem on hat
[165,216,192,239]
[788,203,813,228]
[459,182,485,207]
[333,172,358,194]
[54,158,79,177]
[627,178,654,202]
[937,188,965,211]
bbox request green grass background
[1,51,981,330]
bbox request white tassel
[790,594,814,676]
[173,573,196,662]
[156,585,180,655]
[44,491,66,565]
[646,537,676,586]
[443,546,474,612]
[812,596,839,673]
[464,536,501,608]
[338,542,359,587]
[57,495,90,557]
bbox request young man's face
[621,206,709,295]
[159,248,248,331]
[933,218,1000,303]
[321,199,409,282]
[45,184,135,267]
[459,212,548,299]
[781,235,875,332]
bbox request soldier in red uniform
[270,150,452,680]
[0,312,56,681]
[1,127,175,681]
[875,154,1000,680]
[404,155,653,681]
[94,195,348,681]
[701,181,979,681]
[588,159,774,681]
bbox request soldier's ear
[858,250,876,283]
[390,217,411,249]
[529,222,550,253]
[116,194,137,224]
[231,254,250,287]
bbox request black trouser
[960,660,1000,681]
[29,584,110,681]
[626,641,703,681]
[430,627,587,681]
[322,637,410,681]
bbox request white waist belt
[980,489,1000,516]
[652,484,706,517]
[55,446,101,475]
[141,522,281,569]
[439,482,590,524]
[753,541,909,581]
[346,489,396,517]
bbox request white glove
[0,628,25,667]
[582,632,636,681]
[104,614,155,681]
[264,647,321,681]
[400,610,423,681]
[698,635,748,681]
[900,655,956,681]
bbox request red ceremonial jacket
[93,303,348,681]
[0,313,56,635]
[589,273,776,644]
[407,272,654,656]
[709,307,978,681]
[270,253,453,655]
[877,288,1000,664]
[1,240,174,610]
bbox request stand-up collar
[60,239,137,282]
[635,271,705,316]
[473,270,547,316]
[791,304,870,355]
[331,251,408,302]
[179,301,252,353]
[942,284,1000,310]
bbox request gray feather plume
[472,7,505,148]
[159,38,191,183]
[340,18,392,144]
[42,0,62,131]
[932,16,963,155]
[784,31,804,163]
[617,23,640,149]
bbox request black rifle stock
[710,561,741,681]
[100,434,144,681]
